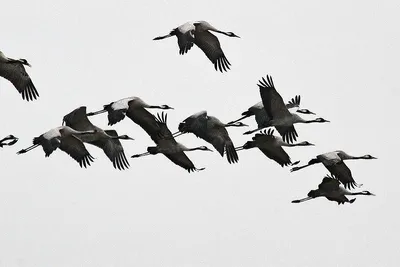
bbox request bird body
[63,106,134,170]
[292,175,375,205]
[0,51,39,101]
[175,111,247,164]
[87,96,173,142]
[17,126,96,168]
[235,129,313,167]
[131,112,209,173]
[153,20,239,72]
[258,75,329,142]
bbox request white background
[0,0,398,266]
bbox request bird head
[296,109,315,115]
[226,32,240,38]
[361,191,375,196]
[161,104,174,110]
[362,154,377,160]
[226,121,248,127]
[299,141,315,146]
[19,59,31,67]
[119,135,134,140]
[199,146,213,152]
[315,118,330,123]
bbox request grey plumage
[0,51,39,101]
[63,106,133,170]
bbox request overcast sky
[0,0,398,266]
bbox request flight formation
[0,21,376,205]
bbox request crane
[63,106,134,170]
[153,21,239,72]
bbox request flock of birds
[0,21,377,205]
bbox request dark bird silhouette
[229,95,315,135]
[153,21,239,72]
[172,111,247,164]
[291,150,377,189]
[63,106,134,170]
[258,75,329,143]
[234,129,314,167]
[0,51,39,101]
[17,126,96,168]
[87,96,173,142]
[292,175,375,205]
[131,112,211,172]
[0,135,18,148]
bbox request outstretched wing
[176,30,195,55]
[164,152,201,173]
[0,62,39,101]
[258,76,298,143]
[286,95,301,109]
[253,130,292,167]
[318,175,341,192]
[59,136,94,168]
[63,106,96,131]
[126,106,162,143]
[193,30,231,72]
[89,130,130,170]
[324,161,357,189]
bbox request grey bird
[87,96,173,142]
[63,106,134,170]
[153,21,240,72]
[17,126,96,168]
[131,112,211,173]
[0,51,39,101]
[290,150,377,189]
[234,129,314,167]
[292,175,375,205]
[229,95,316,135]
[258,75,329,143]
[172,111,247,164]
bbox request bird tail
[225,142,239,164]
[147,147,158,154]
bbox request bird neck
[349,191,368,196]
[187,146,203,151]
[225,122,245,127]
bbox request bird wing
[59,135,94,168]
[323,161,357,189]
[126,106,162,143]
[193,30,231,72]
[153,112,176,143]
[164,152,199,173]
[254,109,272,128]
[179,111,208,137]
[0,62,39,101]
[318,176,341,192]
[63,106,96,130]
[275,125,298,144]
[286,95,301,109]
[258,76,297,143]
[325,193,352,205]
[253,134,292,167]
[89,130,130,170]
[258,75,292,120]
[203,121,238,164]
[176,30,195,55]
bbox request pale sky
[0,0,399,266]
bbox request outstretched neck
[187,147,204,151]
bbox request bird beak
[127,137,135,140]
[372,156,377,159]
[234,34,240,38]
[371,193,376,196]
[26,63,32,67]
[207,148,213,152]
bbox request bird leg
[86,109,107,116]
[243,126,267,135]
[131,152,151,158]
[234,146,245,152]
[290,159,319,172]
[17,144,40,154]
[172,131,185,138]
[291,196,314,203]
[227,115,249,124]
